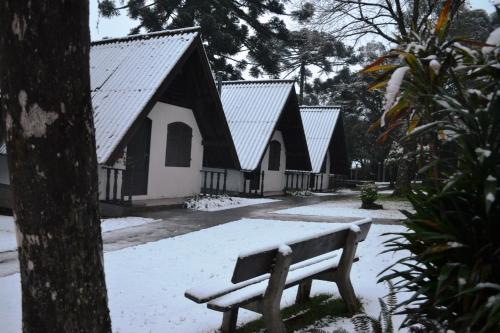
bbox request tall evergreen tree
[253,28,353,104]
[449,7,493,40]
[98,0,289,79]
[0,1,111,331]
[302,42,392,178]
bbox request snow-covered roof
[300,106,341,173]
[220,80,296,171]
[91,27,199,164]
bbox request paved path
[0,192,402,277]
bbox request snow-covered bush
[363,2,500,331]
[286,190,313,197]
[184,194,241,211]
[360,183,382,209]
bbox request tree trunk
[299,62,306,105]
[0,1,112,332]
[393,141,416,197]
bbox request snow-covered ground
[101,217,160,233]
[0,216,159,252]
[311,189,358,197]
[185,195,279,212]
[0,216,16,252]
[378,189,395,195]
[0,218,408,332]
[275,199,414,220]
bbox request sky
[89,0,498,41]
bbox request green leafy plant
[352,281,397,333]
[363,1,500,331]
[360,183,382,209]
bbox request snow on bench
[184,218,372,333]
[207,253,360,311]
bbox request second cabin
[203,80,311,196]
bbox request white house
[204,80,311,196]
[297,106,349,191]
[0,27,239,214]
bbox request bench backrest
[231,219,372,283]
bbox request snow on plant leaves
[382,66,409,127]
[482,27,500,55]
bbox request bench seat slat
[207,254,360,312]
[185,251,341,303]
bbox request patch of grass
[234,294,361,333]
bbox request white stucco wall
[203,130,287,195]
[0,155,10,185]
[320,150,331,190]
[260,130,286,193]
[133,102,203,200]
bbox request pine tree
[0,1,112,331]
[254,28,352,104]
[301,43,392,177]
[98,0,289,79]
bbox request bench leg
[336,277,358,314]
[336,228,361,315]
[262,248,292,333]
[221,308,238,333]
[262,300,286,333]
[295,280,312,304]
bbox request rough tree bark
[0,1,112,332]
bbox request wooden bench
[185,218,372,332]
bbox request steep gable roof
[300,106,341,173]
[91,27,200,164]
[220,80,308,171]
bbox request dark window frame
[268,140,281,171]
[165,122,192,167]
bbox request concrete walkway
[0,192,402,277]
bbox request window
[165,122,192,167]
[268,140,281,171]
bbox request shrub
[360,183,378,204]
[286,190,313,197]
[360,183,382,209]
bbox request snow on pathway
[101,217,161,233]
[311,189,358,197]
[185,196,279,212]
[0,216,159,253]
[0,218,408,333]
[275,199,413,220]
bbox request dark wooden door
[124,118,152,196]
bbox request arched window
[268,140,281,171]
[165,122,192,167]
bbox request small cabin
[0,27,239,214]
[292,106,349,192]
[203,80,311,196]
